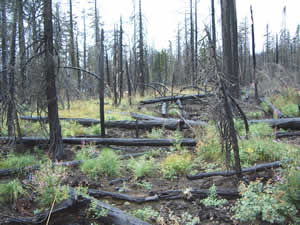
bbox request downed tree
[260,98,285,118]
[3,188,150,225]
[187,161,282,180]
[0,137,197,147]
[130,113,208,127]
[249,118,300,130]
[275,131,300,139]
[140,93,212,105]
[88,188,240,203]
[20,116,202,130]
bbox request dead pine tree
[250,5,258,100]
[43,0,64,160]
[208,0,242,179]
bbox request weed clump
[80,148,120,179]
[161,153,193,179]
[0,179,26,204]
[0,153,37,170]
[128,156,156,178]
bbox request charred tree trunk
[211,0,216,57]
[1,0,8,101]
[250,5,258,100]
[17,0,26,91]
[7,2,17,137]
[126,60,132,105]
[138,0,145,96]
[220,0,240,98]
[99,29,105,137]
[190,0,195,85]
[119,17,124,104]
[43,0,64,160]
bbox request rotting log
[275,131,300,139]
[3,188,150,225]
[20,116,204,130]
[140,93,213,105]
[130,113,208,127]
[187,161,282,180]
[249,118,300,130]
[161,102,167,117]
[0,137,197,147]
[259,98,285,118]
[88,188,240,203]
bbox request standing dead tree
[43,0,64,160]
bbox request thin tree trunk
[1,0,8,100]
[250,6,258,99]
[126,60,132,105]
[190,0,195,85]
[119,17,124,104]
[99,29,105,137]
[138,0,145,96]
[17,0,26,91]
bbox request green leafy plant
[233,181,299,224]
[76,144,98,161]
[128,156,155,178]
[161,153,193,179]
[80,148,120,179]
[87,198,108,219]
[0,153,37,170]
[146,128,163,139]
[131,206,159,223]
[200,185,227,207]
[0,179,26,204]
[282,167,300,209]
[31,162,69,207]
[136,181,152,190]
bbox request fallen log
[0,137,197,147]
[249,118,300,130]
[20,116,202,130]
[88,188,240,203]
[275,131,300,139]
[3,188,150,225]
[140,93,212,105]
[260,98,285,118]
[161,102,167,117]
[130,113,208,127]
[20,116,99,126]
[187,161,282,180]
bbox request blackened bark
[43,0,64,160]
[138,0,145,96]
[119,17,124,104]
[17,0,26,91]
[250,6,258,99]
[126,60,132,105]
[99,29,105,137]
[7,3,17,137]
[1,0,8,100]
[220,0,240,98]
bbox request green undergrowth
[263,87,299,117]
[128,156,156,178]
[161,152,193,179]
[0,152,37,170]
[80,148,120,179]
[0,179,26,204]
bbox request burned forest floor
[0,88,299,225]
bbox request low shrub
[0,179,26,204]
[233,181,299,224]
[31,162,69,207]
[131,206,159,223]
[146,128,163,139]
[200,185,227,207]
[128,156,155,178]
[80,148,120,179]
[0,153,37,170]
[161,153,193,179]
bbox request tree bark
[220,0,240,98]
[1,0,8,102]
[17,0,26,91]
[250,5,258,99]
[43,0,64,160]
[140,93,212,104]
[99,29,105,137]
